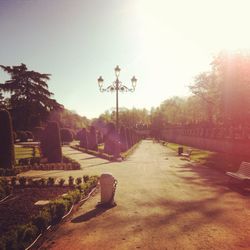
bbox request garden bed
[0,175,99,249]
[0,186,72,235]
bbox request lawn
[15,145,41,160]
[166,142,250,172]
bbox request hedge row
[0,155,81,176]
[9,175,94,188]
[0,175,99,250]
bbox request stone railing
[161,126,250,156]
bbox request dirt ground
[27,140,250,250]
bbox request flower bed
[0,175,99,250]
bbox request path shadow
[227,183,250,196]
[176,162,250,196]
[80,156,98,160]
[81,161,114,169]
[71,206,113,223]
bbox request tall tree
[0,63,62,130]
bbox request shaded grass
[15,146,40,159]
[165,142,250,172]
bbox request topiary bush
[126,127,132,149]
[60,128,73,144]
[41,121,62,163]
[104,122,121,158]
[83,175,89,183]
[119,126,128,152]
[18,176,27,187]
[87,126,98,151]
[68,176,74,186]
[47,177,55,186]
[97,130,103,144]
[0,110,15,169]
[75,177,82,185]
[79,127,88,149]
[58,178,65,187]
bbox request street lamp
[98,65,137,130]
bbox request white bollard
[99,173,117,206]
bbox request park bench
[180,148,193,160]
[226,162,250,184]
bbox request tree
[190,50,250,126]
[0,64,62,130]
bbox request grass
[14,146,41,159]
[165,142,250,172]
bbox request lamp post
[98,65,137,130]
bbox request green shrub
[50,200,67,223]
[97,130,103,144]
[18,158,30,166]
[58,178,65,186]
[0,110,15,169]
[83,175,89,183]
[68,176,74,186]
[41,121,62,163]
[11,177,17,186]
[32,179,41,187]
[32,210,51,232]
[67,189,81,203]
[62,194,74,206]
[18,176,27,187]
[40,178,46,187]
[126,128,132,149]
[79,127,88,149]
[16,223,38,246]
[60,128,73,143]
[104,122,121,158]
[30,157,40,165]
[119,126,128,152]
[87,126,98,150]
[2,230,18,250]
[47,177,55,186]
[75,177,82,185]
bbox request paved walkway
[34,140,250,249]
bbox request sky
[1,0,250,118]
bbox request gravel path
[37,140,250,250]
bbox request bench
[226,162,250,184]
[180,148,193,160]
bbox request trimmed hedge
[41,122,62,163]
[0,110,15,169]
[104,122,121,158]
[87,126,98,151]
[79,127,88,149]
